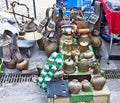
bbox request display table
[48,85,110,103]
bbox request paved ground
[0,0,120,103]
[0,40,120,103]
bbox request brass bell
[63,58,76,74]
[64,51,72,60]
[59,35,73,46]
[79,40,89,53]
[63,40,73,52]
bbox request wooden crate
[48,85,110,103]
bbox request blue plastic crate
[47,80,70,98]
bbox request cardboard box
[48,85,110,103]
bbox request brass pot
[90,35,102,50]
[63,58,76,74]
[90,75,106,90]
[78,59,90,72]
[44,38,58,57]
[68,79,82,94]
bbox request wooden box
[48,85,110,103]
[63,71,91,82]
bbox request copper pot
[68,79,82,94]
[90,75,106,90]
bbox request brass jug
[63,58,76,74]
